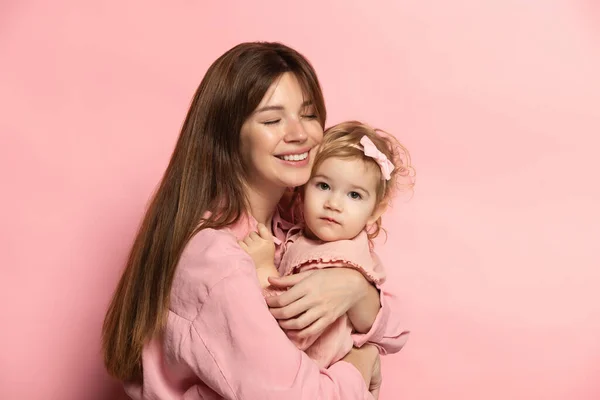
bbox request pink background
[1,1,599,399]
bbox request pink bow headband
[359,136,395,180]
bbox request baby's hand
[239,223,276,268]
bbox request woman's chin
[278,172,311,189]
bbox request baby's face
[303,157,380,242]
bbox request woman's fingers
[290,315,330,339]
[277,307,324,330]
[268,293,312,319]
[267,270,315,290]
[370,386,381,400]
[265,281,310,309]
[369,353,382,399]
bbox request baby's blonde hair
[311,121,415,241]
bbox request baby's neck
[303,226,366,242]
[303,227,325,242]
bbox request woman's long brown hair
[101,42,326,382]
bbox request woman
[102,41,407,399]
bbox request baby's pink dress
[265,226,388,369]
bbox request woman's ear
[367,202,388,226]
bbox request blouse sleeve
[180,258,374,400]
[277,233,410,355]
[351,251,410,355]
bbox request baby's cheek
[343,221,365,240]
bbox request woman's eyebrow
[255,105,284,113]
[255,100,314,114]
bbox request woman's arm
[266,268,365,338]
[267,267,379,333]
[267,266,409,355]
[182,261,375,400]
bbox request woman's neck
[244,184,286,226]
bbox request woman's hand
[265,267,368,340]
[369,350,382,399]
[341,345,382,399]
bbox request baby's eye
[317,182,330,190]
[349,191,362,200]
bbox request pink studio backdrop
[1,1,599,399]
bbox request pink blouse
[265,226,407,368]
[123,210,408,399]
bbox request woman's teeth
[280,152,308,161]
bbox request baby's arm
[239,224,280,289]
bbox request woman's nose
[283,118,308,143]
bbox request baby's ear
[367,202,387,226]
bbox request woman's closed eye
[263,119,281,125]
[302,114,318,120]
